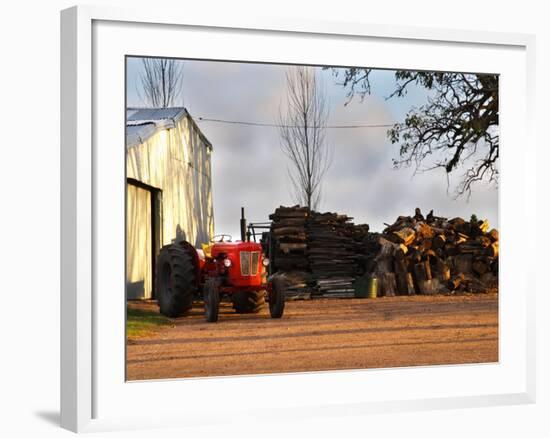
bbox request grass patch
[127,307,173,339]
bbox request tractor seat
[201,243,213,259]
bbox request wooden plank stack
[268,206,370,298]
[269,206,309,271]
[373,208,499,296]
[275,270,312,300]
[269,206,311,298]
[307,211,369,297]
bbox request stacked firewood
[373,208,499,296]
[307,212,369,297]
[268,206,498,298]
[269,206,309,271]
[269,206,311,298]
[269,206,370,298]
[275,270,313,300]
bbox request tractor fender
[176,240,202,288]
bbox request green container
[367,277,378,298]
[354,275,378,298]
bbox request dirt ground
[126,294,498,381]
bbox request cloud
[128,59,499,237]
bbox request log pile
[269,206,311,298]
[269,206,369,298]
[307,211,369,297]
[373,208,499,296]
[268,206,498,298]
[269,206,309,272]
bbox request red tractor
[155,208,285,322]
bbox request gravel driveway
[126,294,498,381]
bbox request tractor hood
[210,241,265,287]
[211,241,263,255]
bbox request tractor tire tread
[156,243,197,317]
[232,290,265,314]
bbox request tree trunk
[417,279,438,295]
[432,234,446,250]
[391,227,416,245]
[472,258,489,275]
[434,258,451,282]
[393,258,414,295]
[448,273,465,291]
[413,261,432,294]
[396,271,415,295]
[383,272,398,297]
[485,242,499,257]
[413,261,431,282]
[454,254,473,274]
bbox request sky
[126,58,498,238]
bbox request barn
[126,107,214,300]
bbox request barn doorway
[126,179,162,300]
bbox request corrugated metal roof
[125,107,212,150]
[126,107,187,123]
[126,123,158,148]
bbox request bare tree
[278,67,331,210]
[138,58,184,108]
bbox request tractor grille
[240,251,260,276]
[240,251,250,276]
[251,252,260,275]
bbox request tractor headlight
[262,257,270,267]
[223,258,232,268]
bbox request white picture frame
[60,5,536,433]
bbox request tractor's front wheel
[204,278,220,323]
[269,277,286,318]
[156,244,196,317]
[231,290,265,314]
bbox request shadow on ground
[34,411,59,427]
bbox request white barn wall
[126,113,214,298]
[127,114,214,246]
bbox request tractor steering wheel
[211,234,232,243]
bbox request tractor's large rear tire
[232,290,265,314]
[156,244,197,317]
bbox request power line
[196,116,395,129]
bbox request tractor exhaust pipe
[240,207,247,242]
